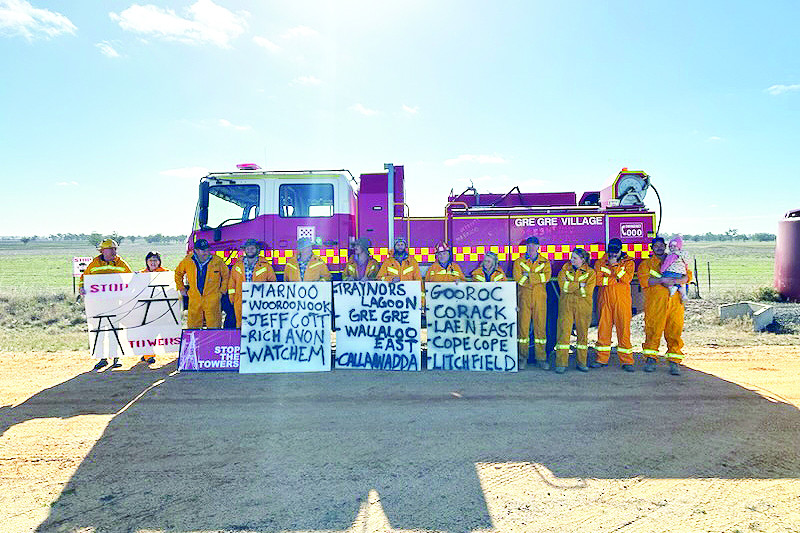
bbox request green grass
[0,240,188,293]
[0,241,188,352]
[687,241,775,302]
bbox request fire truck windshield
[204,184,260,228]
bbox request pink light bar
[236,163,261,170]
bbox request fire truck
[191,163,658,349]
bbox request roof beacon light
[236,163,261,170]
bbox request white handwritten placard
[332,281,422,371]
[83,272,182,358]
[426,281,517,371]
[239,282,332,373]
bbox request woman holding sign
[470,251,507,282]
[140,251,168,273]
[138,251,169,365]
[424,242,466,282]
[554,248,596,374]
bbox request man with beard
[228,238,276,327]
[377,237,421,282]
[637,236,692,375]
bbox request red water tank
[775,208,800,301]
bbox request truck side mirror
[199,182,209,228]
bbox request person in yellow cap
[377,237,421,282]
[283,238,331,282]
[228,238,276,327]
[470,251,507,282]
[424,241,466,282]
[80,238,132,371]
[175,239,230,328]
[344,238,380,281]
[513,236,551,370]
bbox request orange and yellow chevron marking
[411,247,437,263]
[219,242,649,268]
[369,247,391,262]
[320,248,348,265]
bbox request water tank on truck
[775,208,800,301]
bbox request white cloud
[109,0,248,48]
[95,41,120,58]
[56,180,78,187]
[160,166,209,179]
[291,75,321,86]
[444,154,508,166]
[282,25,318,39]
[0,0,76,40]
[401,104,419,115]
[253,35,279,52]
[707,136,722,142]
[218,118,251,131]
[765,84,800,96]
[349,103,379,116]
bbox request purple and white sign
[178,329,241,371]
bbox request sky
[1,0,798,237]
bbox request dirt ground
[2,343,800,533]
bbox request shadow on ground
[7,355,799,533]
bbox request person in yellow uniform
[513,236,551,370]
[283,238,331,282]
[138,251,169,366]
[591,238,636,372]
[175,239,230,329]
[80,238,132,371]
[228,239,277,327]
[424,242,466,282]
[554,248,596,374]
[470,251,507,282]
[637,236,692,376]
[377,237,421,282]
[343,238,380,281]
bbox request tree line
[664,229,776,242]
[12,233,187,245]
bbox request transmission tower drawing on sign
[180,331,199,371]
[134,283,181,326]
[90,314,125,358]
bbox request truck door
[272,180,340,274]
[196,180,268,260]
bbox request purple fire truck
[190,163,658,346]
